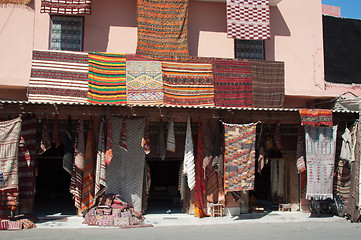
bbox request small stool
[279,203,291,212]
[209,203,224,217]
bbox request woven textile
[28,50,88,104]
[183,117,195,190]
[223,122,257,193]
[70,119,85,208]
[141,119,151,155]
[340,127,353,162]
[305,125,337,200]
[334,159,351,206]
[166,117,176,152]
[126,61,163,105]
[88,52,127,105]
[106,118,146,213]
[105,117,113,165]
[299,109,333,127]
[0,0,30,4]
[41,0,91,14]
[80,121,95,213]
[270,158,284,197]
[251,60,284,107]
[63,116,74,175]
[213,59,252,107]
[95,119,107,198]
[296,126,306,173]
[136,0,189,60]
[226,0,270,40]
[162,61,215,106]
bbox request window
[50,16,83,51]
[235,40,264,60]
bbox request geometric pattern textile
[305,125,337,200]
[28,50,88,104]
[213,59,252,107]
[126,61,163,105]
[162,61,215,106]
[226,0,270,40]
[106,118,146,213]
[41,0,92,14]
[299,109,333,127]
[136,0,189,60]
[88,52,127,105]
[223,122,257,193]
[251,60,284,107]
[50,16,83,51]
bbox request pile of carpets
[0,215,37,231]
[82,194,152,228]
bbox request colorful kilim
[213,59,252,107]
[28,50,88,103]
[95,118,107,197]
[223,122,257,193]
[226,0,270,40]
[162,61,215,106]
[70,119,85,209]
[80,121,95,213]
[41,0,92,14]
[88,52,127,105]
[299,109,333,126]
[305,125,337,200]
[136,0,190,60]
[126,61,163,105]
[251,60,284,107]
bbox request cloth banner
[213,59,252,107]
[162,61,215,106]
[126,61,163,105]
[88,52,127,105]
[226,0,270,40]
[223,122,257,193]
[299,109,333,127]
[251,60,284,107]
[28,50,88,104]
[305,125,337,200]
[95,118,107,198]
[136,0,189,60]
[40,0,92,15]
[106,118,146,213]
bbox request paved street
[1,216,360,240]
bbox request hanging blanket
[251,60,284,107]
[223,122,257,192]
[63,116,74,175]
[28,50,88,104]
[299,109,333,126]
[226,0,270,40]
[0,0,30,4]
[213,59,252,107]
[40,0,92,14]
[305,125,337,200]
[334,159,351,206]
[126,61,163,105]
[183,117,195,190]
[166,117,176,152]
[95,119,107,197]
[162,61,215,106]
[136,0,189,60]
[88,52,127,105]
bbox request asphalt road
[1,219,360,240]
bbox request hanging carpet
[126,61,163,105]
[305,125,337,200]
[88,52,127,105]
[136,0,190,60]
[299,109,333,127]
[334,159,351,206]
[95,118,107,198]
[28,50,88,104]
[40,0,92,15]
[183,117,195,190]
[162,61,215,106]
[105,118,145,213]
[213,59,252,107]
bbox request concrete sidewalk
[35,211,345,229]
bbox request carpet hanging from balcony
[251,60,285,107]
[88,52,127,105]
[213,59,252,107]
[162,61,215,106]
[226,0,270,40]
[28,50,89,104]
[223,122,257,193]
[40,0,92,15]
[305,125,337,200]
[126,61,163,105]
[299,109,333,127]
[136,0,189,60]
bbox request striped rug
[28,50,88,103]
[162,61,215,106]
[88,52,127,105]
[40,0,92,15]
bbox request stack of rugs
[82,194,152,228]
[0,215,37,231]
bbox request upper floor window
[235,40,264,60]
[50,16,83,51]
